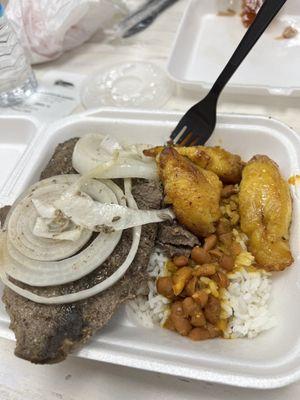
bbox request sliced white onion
[3,228,121,287]
[0,179,142,304]
[7,176,92,261]
[100,135,122,154]
[33,217,83,241]
[32,199,56,219]
[54,191,173,232]
[3,176,124,286]
[45,155,172,235]
[123,143,155,162]
[76,156,157,180]
[72,133,157,180]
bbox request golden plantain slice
[158,147,222,237]
[144,145,244,184]
[239,155,293,272]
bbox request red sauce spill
[241,0,263,28]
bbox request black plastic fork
[170,0,287,146]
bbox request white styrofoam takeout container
[167,0,300,96]
[0,108,300,389]
[0,115,42,207]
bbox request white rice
[221,230,277,338]
[221,267,277,339]
[127,240,277,339]
[126,248,170,328]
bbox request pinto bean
[170,301,184,318]
[190,311,206,327]
[204,295,221,324]
[193,264,217,277]
[191,246,211,264]
[156,277,174,299]
[172,315,192,336]
[182,297,199,317]
[185,276,198,296]
[209,249,223,258]
[203,235,217,251]
[206,323,222,339]
[207,323,222,338]
[192,290,209,308]
[188,327,211,341]
[173,255,189,267]
[219,254,234,271]
[164,316,176,331]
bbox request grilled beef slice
[1,139,163,364]
[157,221,200,258]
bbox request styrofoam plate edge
[1,312,300,389]
[75,343,300,390]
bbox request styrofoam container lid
[167,0,300,96]
[0,108,300,389]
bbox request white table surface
[2,1,300,399]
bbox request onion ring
[0,179,142,304]
[3,176,124,286]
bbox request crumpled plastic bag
[6,0,126,64]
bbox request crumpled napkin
[6,0,126,64]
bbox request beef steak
[1,139,162,364]
[157,221,200,258]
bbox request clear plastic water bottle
[0,4,37,107]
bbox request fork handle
[209,0,287,97]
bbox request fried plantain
[158,147,222,237]
[239,155,293,271]
[144,145,244,184]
